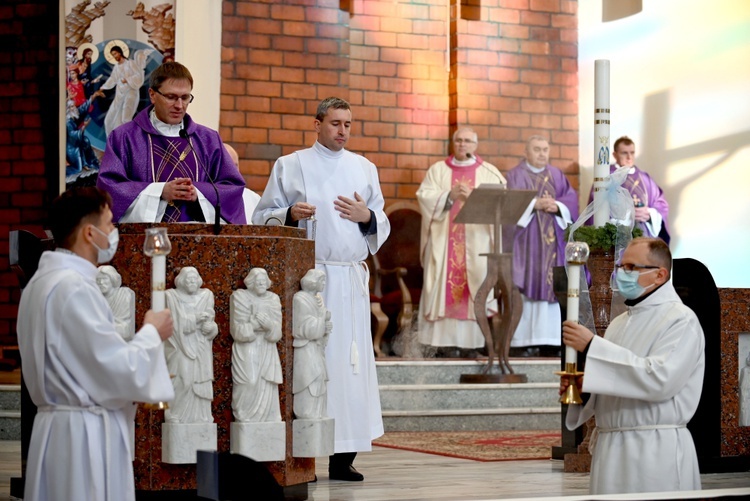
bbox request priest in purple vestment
[97,62,246,224]
[587,136,670,243]
[502,135,579,357]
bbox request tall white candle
[593,59,611,228]
[565,263,581,367]
[152,254,166,312]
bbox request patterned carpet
[373,430,561,462]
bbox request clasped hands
[291,192,371,224]
[162,178,197,204]
[534,193,559,213]
[634,206,651,223]
[450,182,472,203]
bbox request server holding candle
[560,237,705,495]
[17,187,174,501]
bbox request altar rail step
[376,359,561,385]
[375,359,562,432]
[380,382,559,411]
[0,384,21,440]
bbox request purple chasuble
[587,165,670,243]
[97,105,247,224]
[503,162,579,303]
[444,155,481,320]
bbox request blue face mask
[615,267,657,300]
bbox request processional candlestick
[556,241,589,405]
[142,227,172,410]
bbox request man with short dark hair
[588,136,670,243]
[561,237,704,495]
[18,187,175,501]
[97,61,246,224]
[253,97,390,481]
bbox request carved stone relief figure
[293,269,332,420]
[164,266,218,424]
[230,268,283,423]
[740,351,750,427]
[96,265,136,341]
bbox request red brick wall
[0,0,60,343]
[0,0,579,344]
[223,0,579,203]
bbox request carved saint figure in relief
[165,266,218,424]
[740,351,750,427]
[96,265,136,341]
[292,269,332,420]
[230,268,283,423]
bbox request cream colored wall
[174,0,222,130]
[578,0,750,287]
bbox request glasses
[454,138,476,144]
[154,88,194,104]
[615,263,660,275]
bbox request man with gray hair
[253,97,390,481]
[416,127,506,357]
[503,135,578,357]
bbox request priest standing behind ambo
[416,127,506,358]
[560,237,704,495]
[17,187,175,501]
[97,61,247,225]
[253,97,391,481]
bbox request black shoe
[458,348,480,359]
[509,346,541,357]
[435,346,461,358]
[539,345,562,357]
[329,465,364,481]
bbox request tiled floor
[2,440,749,501]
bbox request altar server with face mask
[560,237,705,495]
[17,187,175,501]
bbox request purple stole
[520,168,559,302]
[444,156,480,319]
[148,134,202,223]
[621,169,652,236]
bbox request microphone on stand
[179,128,221,235]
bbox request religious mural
[64,0,176,188]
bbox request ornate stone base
[292,418,334,458]
[162,422,218,464]
[563,451,591,472]
[230,421,286,462]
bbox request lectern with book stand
[453,185,536,384]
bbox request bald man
[224,143,261,223]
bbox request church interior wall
[0,0,748,344]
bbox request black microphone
[179,128,221,235]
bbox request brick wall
[0,0,59,343]
[0,0,578,345]
[223,0,579,203]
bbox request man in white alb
[253,97,390,481]
[561,237,704,495]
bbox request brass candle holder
[555,241,589,405]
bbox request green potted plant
[565,222,643,251]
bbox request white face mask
[91,226,119,264]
